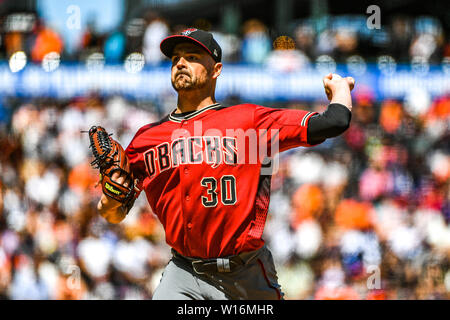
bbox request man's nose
[176,57,187,69]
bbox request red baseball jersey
[125,103,319,258]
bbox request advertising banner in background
[1,63,449,101]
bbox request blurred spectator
[104,30,126,63]
[3,31,24,58]
[409,17,445,63]
[9,254,49,299]
[241,19,271,64]
[379,100,403,134]
[316,29,336,56]
[294,24,317,61]
[125,17,146,56]
[314,259,361,300]
[265,36,311,72]
[333,28,359,63]
[291,184,324,226]
[335,199,373,230]
[211,31,241,63]
[410,33,439,62]
[142,11,169,65]
[78,18,103,58]
[31,19,64,63]
[388,16,413,63]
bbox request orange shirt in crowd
[31,28,64,62]
[315,285,361,300]
[292,183,324,227]
[335,199,373,230]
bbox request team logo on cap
[181,28,197,36]
[213,49,218,57]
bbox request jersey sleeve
[253,105,321,153]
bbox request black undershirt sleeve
[307,103,352,145]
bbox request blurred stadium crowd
[0,7,449,67]
[0,91,448,300]
[0,7,449,300]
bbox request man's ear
[212,62,223,80]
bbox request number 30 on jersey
[200,175,237,207]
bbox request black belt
[172,249,245,274]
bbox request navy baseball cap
[160,28,222,62]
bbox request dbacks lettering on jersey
[144,136,238,178]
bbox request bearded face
[172,68,208,91]
[170,43,215,92]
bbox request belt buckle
[192,258,232,274]
[192,260,208,275]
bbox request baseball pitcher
[89,29,355,300]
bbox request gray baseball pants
[152,245,284,300]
